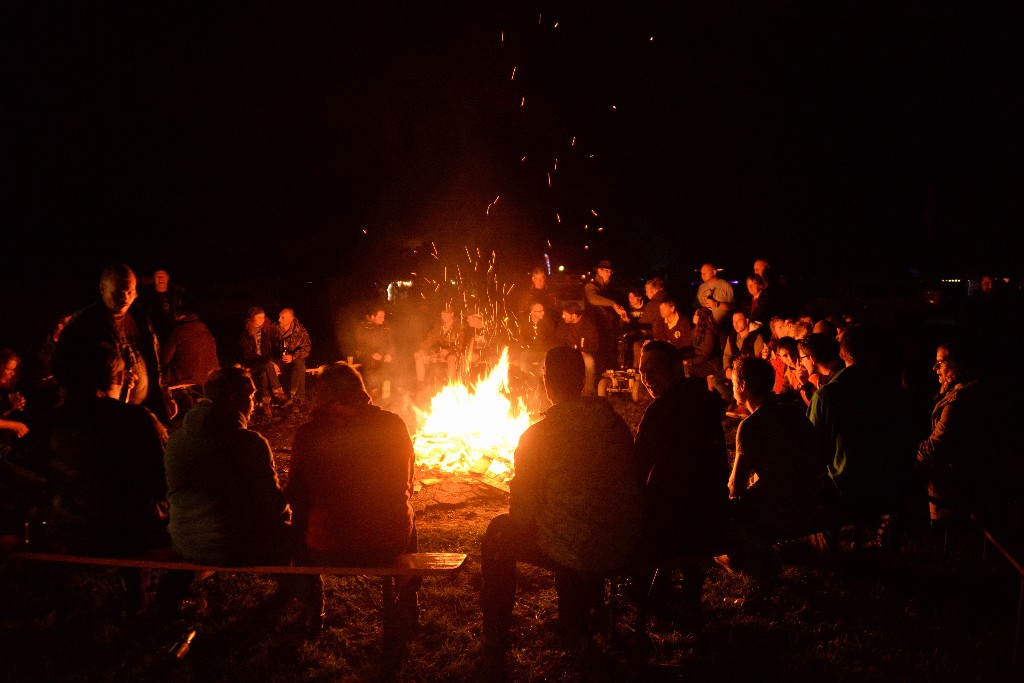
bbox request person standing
[916,341,1001,526]
[694,263,735,330]
[583,260,627,376]
[807,325,915,545]
[54,264,170,426]
[142,268,184,344]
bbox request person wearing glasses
[916,341,989,526]
[796,333,845,406]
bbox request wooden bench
[976,521,1024,667]
[7,549,467,658]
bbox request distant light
[361,229,368,234]
[597,227,603,232]
[558,265,565,272]
[450,279,457,285]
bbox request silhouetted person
[721,356,825,586]
[807,325,916,545]
[46,341,169,620]
[634,340,729,624]
[163,366,322,630]
[480,346,640,658]
[286,363,419,628]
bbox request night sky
[3,3,1022,349]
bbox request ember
[412,348,532,481]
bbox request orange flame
[413,348,533,479]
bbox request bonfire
[412,347,532,482]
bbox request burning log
[412,348,532,481]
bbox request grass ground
[1,394,1021,682]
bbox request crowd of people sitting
[0,264,414,637]
[1,256,1022,662]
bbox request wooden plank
[981,528,1024,577]
[7,551,467,577]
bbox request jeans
[480,514,604,641]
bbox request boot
[271,386,289,407]
[257,399,273,423]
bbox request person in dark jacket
[163,366,322,628]
[46,340,169,618]
[354,306,395,401]
[807,325,916,546]
[238,307,287,420]
[634,340,730,622]
[47,341,169,557]
[161,306,219,388]
[480,346,641,655]
[54,264,171,426]
[556,301,600,394]
[721,356,826,585]
[286,363,419,624]
[141,268,185,345]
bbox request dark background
[3,2,1021,356]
